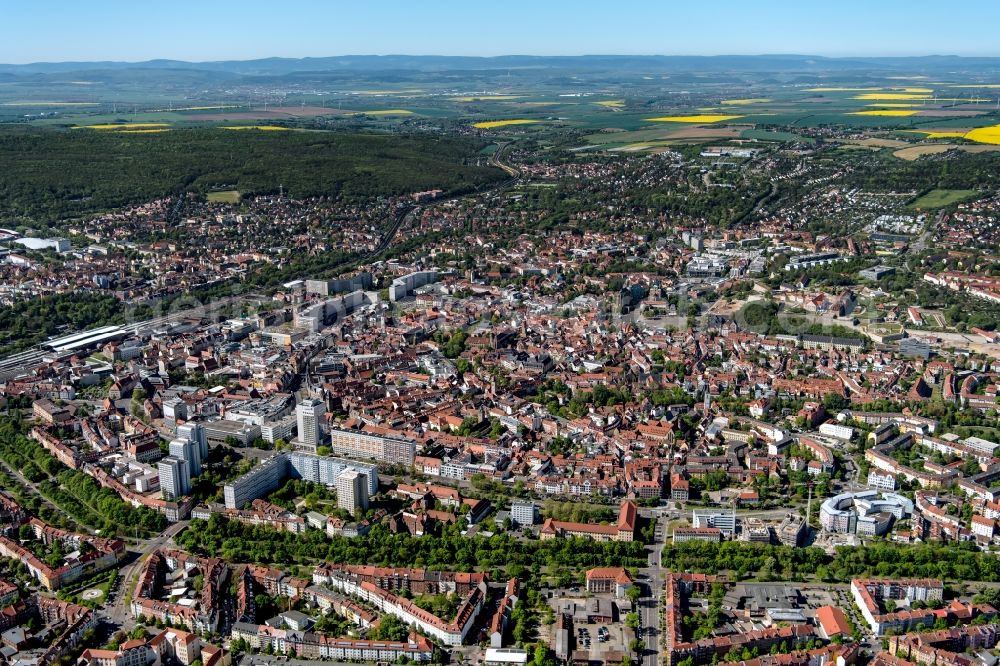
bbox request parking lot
[574,617,628,661]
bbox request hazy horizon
[4,53,1000,67]
[3,0,1000,64]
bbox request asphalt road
[102,520,189,628]
[637,512,665,666]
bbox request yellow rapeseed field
[848,110,919,117]
[594,100,625,108]
[924,131,968,139]
[806,87,933,93]
[116,129,171,133]
[350,109,414,116]
[910,124,1000,144]
[964,125,1000,145]
[472,119,541,129]
[853,93,932,101]
[867,103,923,108]
[644,114,742,123]
[82,123,171,129]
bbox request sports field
[207,190,241,204]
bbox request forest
[842,151,1000,193]
[0,127,503,224]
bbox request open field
[836,137,911,148]
[350,109,414,116]
[803,87,881,92]
[909,123,1000,144]
[804,87,933,93]
[187,106,341,121]
[669,125,742,138]
[894,144,956,160]
[80,123,171,130]
[909,189,980,209]
[923,131,970,139]
[163,105,240,111]
[472,119,542,129]
[645,114,743,123]
[853,93,932,101]
[207,190,241,204]
[740,128,812,142]
[450,95,522,102]
[583,127,682,145]
[893,143,1000,160]
[850,110,919,117]
[966,124,1000,144]
[13,78,998,138]
[221,125,293,131]
[918,109,988,117]
[1,101,100,107]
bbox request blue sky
[3,0,1000,63]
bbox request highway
[489,142,520,178]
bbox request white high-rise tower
[296,399,325,449]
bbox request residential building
[336,469,369,515]
[158,456,191,501]
[328,427,416,466]
[510,501,538,527]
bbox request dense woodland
[842,151,1000,193]
[0,128,503,223]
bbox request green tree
[626,584,642,610]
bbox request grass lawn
[207,190,241,204]
[910,189,979,209]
